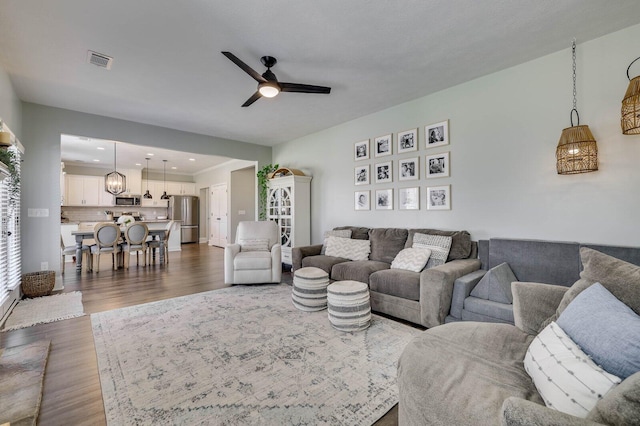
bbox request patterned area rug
[92,284,420,425]
[2,291,85,332]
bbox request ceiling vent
[87,50,113,70]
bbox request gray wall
[230,166,257,242]
[0,66,22,138]
[273,23,640,247]
[19,103,271,274]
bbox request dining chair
[148,220,174,265]
[90,222,122,273]
[60,235,91,274]
[122,222,149,269]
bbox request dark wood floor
[0,244,398,425]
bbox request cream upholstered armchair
[224,221,282,284]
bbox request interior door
[208,184,227,247]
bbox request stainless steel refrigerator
[169,195,199,243]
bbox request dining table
[71,228,168,272]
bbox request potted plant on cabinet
[257,163,278,220]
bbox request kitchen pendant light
[556,39,598,175]
[621,56,640,135]
[105,142,127,194]
[160,159,170,199]
[143,157,152,199]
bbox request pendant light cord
[570,38,580,127]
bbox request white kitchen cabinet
[266,175,311,265]
[167,181,196,195]
[141,180,169,207]
[119,168,142,195]
[65,175,114,206]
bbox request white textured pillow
[524,322,621,418]
[239,238,269,252]
[321,229,352,255]
[324,236,370,261]
[391,248,432,272]
[412,233,452,269]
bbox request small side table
[292,267,330,311]
[327,280,371,332]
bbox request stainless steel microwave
[115,195,141,206]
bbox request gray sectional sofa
[292,226,481,328]
[447,238,640,325]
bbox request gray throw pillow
[412,233,452,269]
[557,282,640,380]
[470,262,517,304]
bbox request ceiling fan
[222,51,331,107]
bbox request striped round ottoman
[327,280,371,332]
[292,267,330,311]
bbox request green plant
[0,147,20,205]
[257,163,278,220]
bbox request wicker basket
[21,271,55,298]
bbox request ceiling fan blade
[280,82,331,94]
[241,91,262,107]
[221,51,267,83]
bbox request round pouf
[327,280,371,332]
[292,267,330,311]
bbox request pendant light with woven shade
[556,39,598,175]
[621,56,640,135]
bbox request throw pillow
[412,233,452,269]
[324,236,370,261]
[390,248,432,272]
[470,262,517,304]
[524,322,621,418]
[405,229,472,260]
[320,229,352,255]
[368,228,409,264]
[239,238,269,252]
[557,283,640,380]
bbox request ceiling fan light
[259,82,280,98]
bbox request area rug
[91,284,421,425]
[0,340,50,426]
[1,291,85,332]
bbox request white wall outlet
[238,210,246,215]
[41,261,49,270]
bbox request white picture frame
[399,187,420,210]
[374,134,392,157]
[425,120,449,148]
[355,164,370,185]
[426,152,450,179]
[399,157,419,181]
[397,128,418,153]
[375,161,393,183]
[375,189,393,210]
[427,185,451,210]
[354,139,370,161]
[354,190,370,211]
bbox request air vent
[87,50,113,70]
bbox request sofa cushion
[587,370,640,425]
[391,248,431,272]
[233,251,272,270]
[320,229,352,254]
[406,229,472,260]
[369,269,421,301]
[463,297,515,323]
[368,228,408,264]
[333,226,370,240]
[331,260,390,283]
[412,233,452,269]
[552,247,640,323]
[524,321,621,418]
[324,236,370,261]
[470,262,517,304]
[557,283,640,380]
[397,322,540,425]
[301,255,350,275]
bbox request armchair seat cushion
[234,251,273,270]
[331,260,390,283]
[369,269,420,301]
[398,322,541,425]
[301,255,350,275]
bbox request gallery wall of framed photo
[354,119,452,211]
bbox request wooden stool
[292,267,330,311]
[327,280,371,332]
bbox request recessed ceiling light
[171,166,177,170]
[135,163,142,166]
[97,147,105,150]
[93,159,100,162]
[147,153,154,156]
[189,158,196,161]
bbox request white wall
[273,23,640,247]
